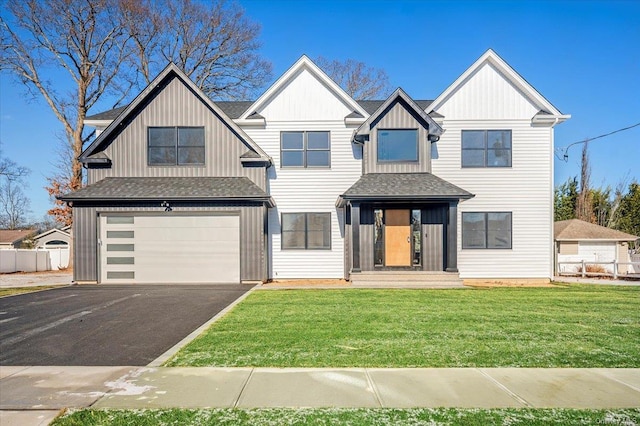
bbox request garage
[100,214,240,284]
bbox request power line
[555,121,640,162]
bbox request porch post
[351,202,361,272]
[446,201,458,272]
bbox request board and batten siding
[87,75,266,190]
[363,101,432,174]
[72,203,266,283]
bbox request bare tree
[1,0,132,224]
[0,145,29,180]
[1,0,272,226]
[575,141,594,222]
[0,179,31,229]
[315,57,392,100]
[121,0,272,99]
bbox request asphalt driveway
[0,284,253,366]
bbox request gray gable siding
[87,75,266,190]
[363,101,432,174]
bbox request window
[462,130,511,167]
[281,131,330,167]
[462,212,512,249]
[377,129,418,162]
[148,127,205,166]
[281,213,331,250]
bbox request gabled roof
[337,173,474,207]
[353,88,444,140]
[555,219,639,242]
[0,229,36,245]
[426,49,569,123]
[80,63,271,164]
[58,177,274,207]
[237,55,368,120]
[32,228,71,241]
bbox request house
[0,229,36,249]
[61,49,568,285]
[32,226,72,249]
[555,219,639,275]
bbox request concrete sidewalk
[2,367,640,424]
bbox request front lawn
[166,284,640,368]
[52,408,640,426]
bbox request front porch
[337,173,474,281]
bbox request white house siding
[431,62,554,279]
[242,68,362,278]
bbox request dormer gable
[80,63,271,168]
[353,88,442,174]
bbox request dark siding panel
[364,102,431,174]
[424,224,444,271]
[73,207,98,282]
[87,76,266,190]
[360,206,374,271]
[422,205,447,271]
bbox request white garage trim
[99,212,240,284]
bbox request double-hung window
[462,212,512,249]
[462,130,511,167]
[148,127,205,166]
[281,131,330,167]
[281,213,331,250]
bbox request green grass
[52,408,640,425]
[166,285,640,368]
[0,285,61,297]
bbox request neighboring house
[61,49,568,284]
[32,227,72,248]
[0,229,36,249]
[555,219,639,275]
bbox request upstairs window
[462,130,511,167]
[148,127,205,166]
[377,129,418,162]
[462,212,512,249]
[281,131,330,168]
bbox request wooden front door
[384,209,411,266]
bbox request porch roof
[58,177,275,207]
[337,173,474,207]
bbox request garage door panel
[101,214,240,284]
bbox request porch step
[350,271,464,288]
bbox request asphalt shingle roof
[555,219,639,241]
[341,173,474,199]
[0,229,37,245]
[87,100,438,121]
[58,177,271,203]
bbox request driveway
[0,284,253,366]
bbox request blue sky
[1,0,639,222]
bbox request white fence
[0,248,70,273]
[557,253,640,279]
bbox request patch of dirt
[263,279,350,287]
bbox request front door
[384,209,412,266]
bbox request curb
[147,286,258,367]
